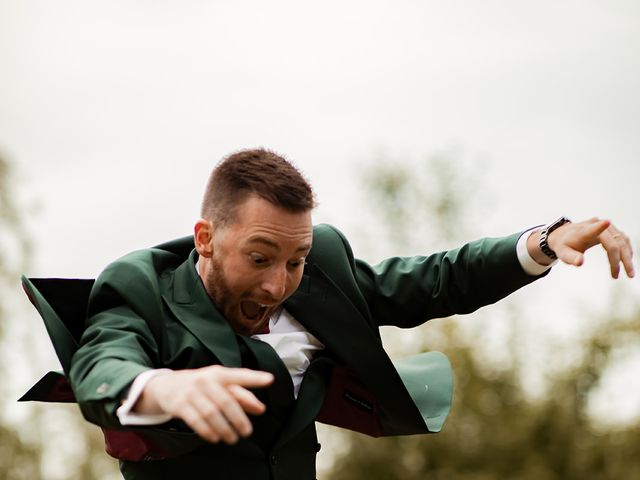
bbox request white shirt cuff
[516,227,557,276]
[116,369,174,426]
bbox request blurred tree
[328,152,640,479]
[0,155,120,479]
[0,155,43,479]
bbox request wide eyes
[248,253,306,269]
[250,253,268,265]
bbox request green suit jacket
[21,224,540,479]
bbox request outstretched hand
[135,365,274,444]
[531,217,635,279]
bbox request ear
[194,219,214,258]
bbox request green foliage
[0,155,120,479]
[0,157,31,338]
[0,154,43,478]
[329,152,640,479]
[360,147,486,250]
[332,314,640,479]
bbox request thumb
[556,246,584,267]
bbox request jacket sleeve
[327,227,546,328]
[69,251,165,429]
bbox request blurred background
[1,1,639,478]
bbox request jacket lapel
[161,250,242,368]
[284,263,427,436]
[238,335,295,420]
[284,264,385,382]
[273,264,388,444]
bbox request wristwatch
[539,216,571,260]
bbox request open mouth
[240,300,269,322]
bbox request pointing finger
[213,367,274,388]
[585,219,611,240]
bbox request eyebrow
[247,236,312,254]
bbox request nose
[260,265,287,300]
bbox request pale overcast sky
[2,0,639,276]
[2,0,639,427]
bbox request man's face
[199,195,313,335]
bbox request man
[24,149,634,479]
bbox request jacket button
[270,455,278,465]
[316,442,322,452]
[96,383,109,394]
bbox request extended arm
[69,250,273,445]
[351,218,634,329]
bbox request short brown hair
[201,148,316,225]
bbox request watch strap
[539,216,571,260]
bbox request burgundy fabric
[18,372,76,403]
[47,375,76,402]
[316,366,384,437]
[102,429,171,461]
